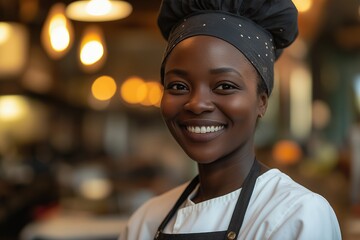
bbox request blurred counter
[21,213,127,240]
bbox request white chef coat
[119,169,341,240]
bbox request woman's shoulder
[120,181,190,240]
[247,169,341,239]
[264,168,339,212]
[253,168,335,211]
[256,168,320,199]
[137,181,189,215]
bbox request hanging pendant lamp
[66,0,132,22]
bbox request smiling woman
[119,0,342,239]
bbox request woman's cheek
[160,95,179,119]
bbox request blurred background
[0,0,360,239]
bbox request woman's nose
[183,89,215,114]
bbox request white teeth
[186,125,224,134]
[195,126,201,133]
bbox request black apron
[154,159,261,240]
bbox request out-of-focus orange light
[120,76,147,104]
[272,140,302,165]
[91,75,117,101]
[292,0,312,13]
[140,82,163,107]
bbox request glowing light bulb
[80,41,104,65]
[66,0,132,22]
[78,25,107,72]
[86,0,112,16]
[41,3,73,59]
[49,14,70,51]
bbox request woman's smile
[178,119,227,142]
[186,125,225,134]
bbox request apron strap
[226,159,261,239]
[157,175,200,232]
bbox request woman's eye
[215,83,237,90]
[165,82,189,92]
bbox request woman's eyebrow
[209,67,243,77]
[165,69,188,77]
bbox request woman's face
[161,36,267,164]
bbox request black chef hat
[157,0,298,95]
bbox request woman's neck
[192,150,256,203]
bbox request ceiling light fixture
[41,3,74,59]
[66,0,132,22]
[78,25,107,72]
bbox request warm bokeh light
[290,67,312,140]
[91,75,117,101]
[0,22,28,77]
[292,0,313,13]
[41,3,73,59]
[272,140,303,165]
[79,178,112,200]
[0,22,11,44]
[79,25,107,72]
[140,82,163,107]
[86,0,112,16]
[0,95,29,122]
[66,0,133,22]
[49,14,70,52]
[0,95,48,144]
[80,41,104,65]
[120,76,148,104]
[0,96,48,144]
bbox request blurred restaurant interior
[0,0,360,239]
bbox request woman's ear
[257,92,268,118]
